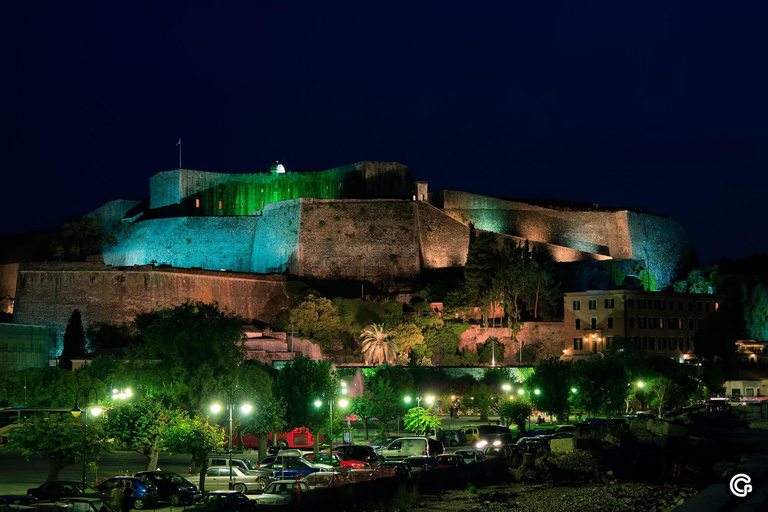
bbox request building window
[698,319,703,329]
[705,302,710,312]
[589,300,597,310]
[678,301,683,310]
[195,198,200,208]
[687,338,694,351]
[697,302,703,312]
[649,318,657,329]
[218,200,223,210]
[746,388,755,397]
[669,300,675,310]
[629,317,635,328]
[648,300,655,310]
[605,298,615,309]
[590,317,597,329]
[573,300,581,311]
[678,318,683,329]
[715,302,720,311]
[638,299,646,309]
[649,337,656,350]
[659,337,667,350]
[638,317,647,329]
[575,319,581,330]
[607,317,614,329]
[688,318,694,330]
[669,338,677,350]
[659,318,664,329]
[688,301,694,311]
[628,299,635,309]
[679,337,685,350]
[573,338,583,350]
[606,336,614,347]
[640,337,647,349]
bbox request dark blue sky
[2,1,766,266]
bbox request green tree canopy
[126,301,246,410]
[527,357,573,423]
[59,309,86,371]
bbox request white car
[252,480,309,508]
[188,466,267,492]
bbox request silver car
[188,466,267,492]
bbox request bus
[236,427,323,450]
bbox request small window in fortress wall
[219,200,223,210]
[195,199,200,208]
[715,302,720,311]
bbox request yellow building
[563,289,722,362]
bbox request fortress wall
[627,212,694,289]
[439,191,633,259]
[85,199,143,226]
[416,202,470,268]
[102,201,301,274]
[13,263,288,339]
[458,323,565,365]
[296,199,422,281]
[150,169,230,209]
[0,263,19,311]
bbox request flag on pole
[176,138,181,146]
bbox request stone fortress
[2,160,695,364]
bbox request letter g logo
[729,473,752,498]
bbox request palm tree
[360,323,395,365]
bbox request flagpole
[178,138,182,169]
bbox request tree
[6,413,112,482]
[288,295,345,352]
[86,322,138,351]
[239,396,287,460]
[103,397,177,471]
[350,391,376,441]
[127,301,246,411]
[464,232,498,307]
[498,398,532,437]
[48,218,115,262]
[360,324,396,365]
[389,323,425,362]
[403,407,441,435]
[275,356,332,451]
[571,357,630,418]
[162,413,226,492]
[466,384,494,422]
[527,358,573,423]
[60,310,86,370]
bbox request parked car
[96,477,159,510]
[482,443,518,458]
[375,437,444,461]
[0,499,9,512]
[207,457,258,472]
[553,425,578,434]
[515,436,551,454]
[454,448,487,464]
[303,451,370,472]
[436,429,464,447]
[402,456,440,475]
[333,445,379,465]
[187,466,267,493]
[185,491,255,512]
[134,471,201,506]
[27,482,103,502]
[461,425,513,446]
[377,461,411,479]
[44,497,114,512]
[252,480,308,509]
[301,472,347,491]
[256,456,333,479]
[0,495,38,512]
[435,454,467,469]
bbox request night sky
[2,2,767,266]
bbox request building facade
[563,289,722,362]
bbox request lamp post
[315,380,349,450]
[71,388,102,488]
[210,387,252,490]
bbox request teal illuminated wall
[0,323,54,370]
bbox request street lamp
[111,388,133,400]
[210,387,252,490]
[71,387,102,488]
[314,395,348,449]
